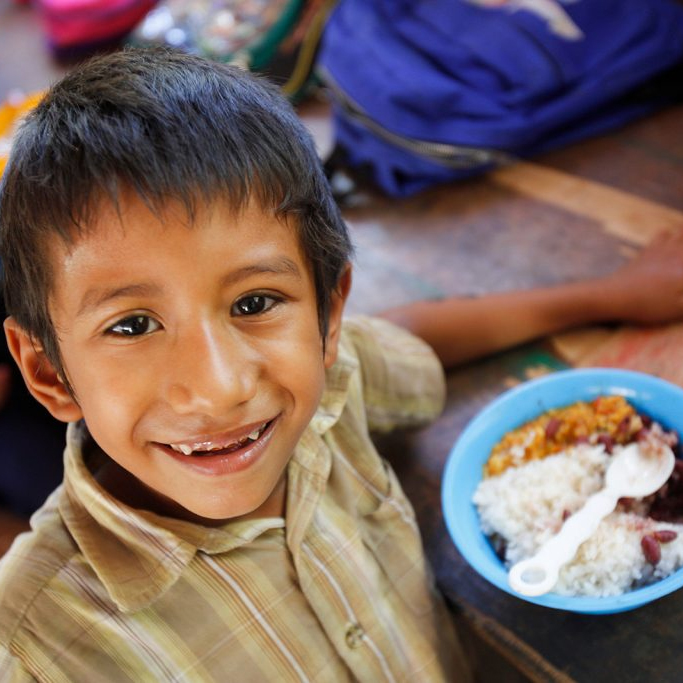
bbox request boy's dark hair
[0,47,352,381]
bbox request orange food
[484,395,643,477]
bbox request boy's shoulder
[338,315,446,433]
[0,492,79,645]
[341,314,443,373]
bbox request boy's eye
[232,295,279,317]
[106,315,160,336]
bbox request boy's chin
[93,446,287,523]
[153,477,287,525]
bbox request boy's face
[16,193,349,523]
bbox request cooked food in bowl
[484,395,648,476]
[473,396,683,597]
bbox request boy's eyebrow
[76,258,303,317]
[77,284,163,317]
[219,257,302,288]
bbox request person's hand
[601,230,683,325]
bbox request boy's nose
[165,324,258,416]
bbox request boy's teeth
[170,422,268,455]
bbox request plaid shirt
[0,316,470,682]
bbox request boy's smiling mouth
[156,417,278,472]
[167,419,273,457]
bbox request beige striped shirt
[0,316,471,682]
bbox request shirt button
[345,623,365,649]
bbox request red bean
[545,417,561,440]
[635,428,650,442]
[617,417,631,435]
[641,534,661,565]
[597,434,614,454]
[639,413,653,428]
[619,497,635,511]
[654,530,678,543]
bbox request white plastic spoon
[508,441,675,597]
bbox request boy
[0,47,470,682]
[2,47,683,682]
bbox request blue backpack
[318,0,683,197]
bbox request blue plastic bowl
[442,368,683,614]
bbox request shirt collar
[59,338,358,613]
[285,336,358,550]
[308,334,358,435]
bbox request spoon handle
[508,488,618,596]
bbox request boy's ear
[324,263,352,369]
[3,317,83,423]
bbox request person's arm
[379,230,683,369]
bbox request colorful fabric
[0,92,43,178]
[0,316,470,682]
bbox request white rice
[473,443,683,597]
